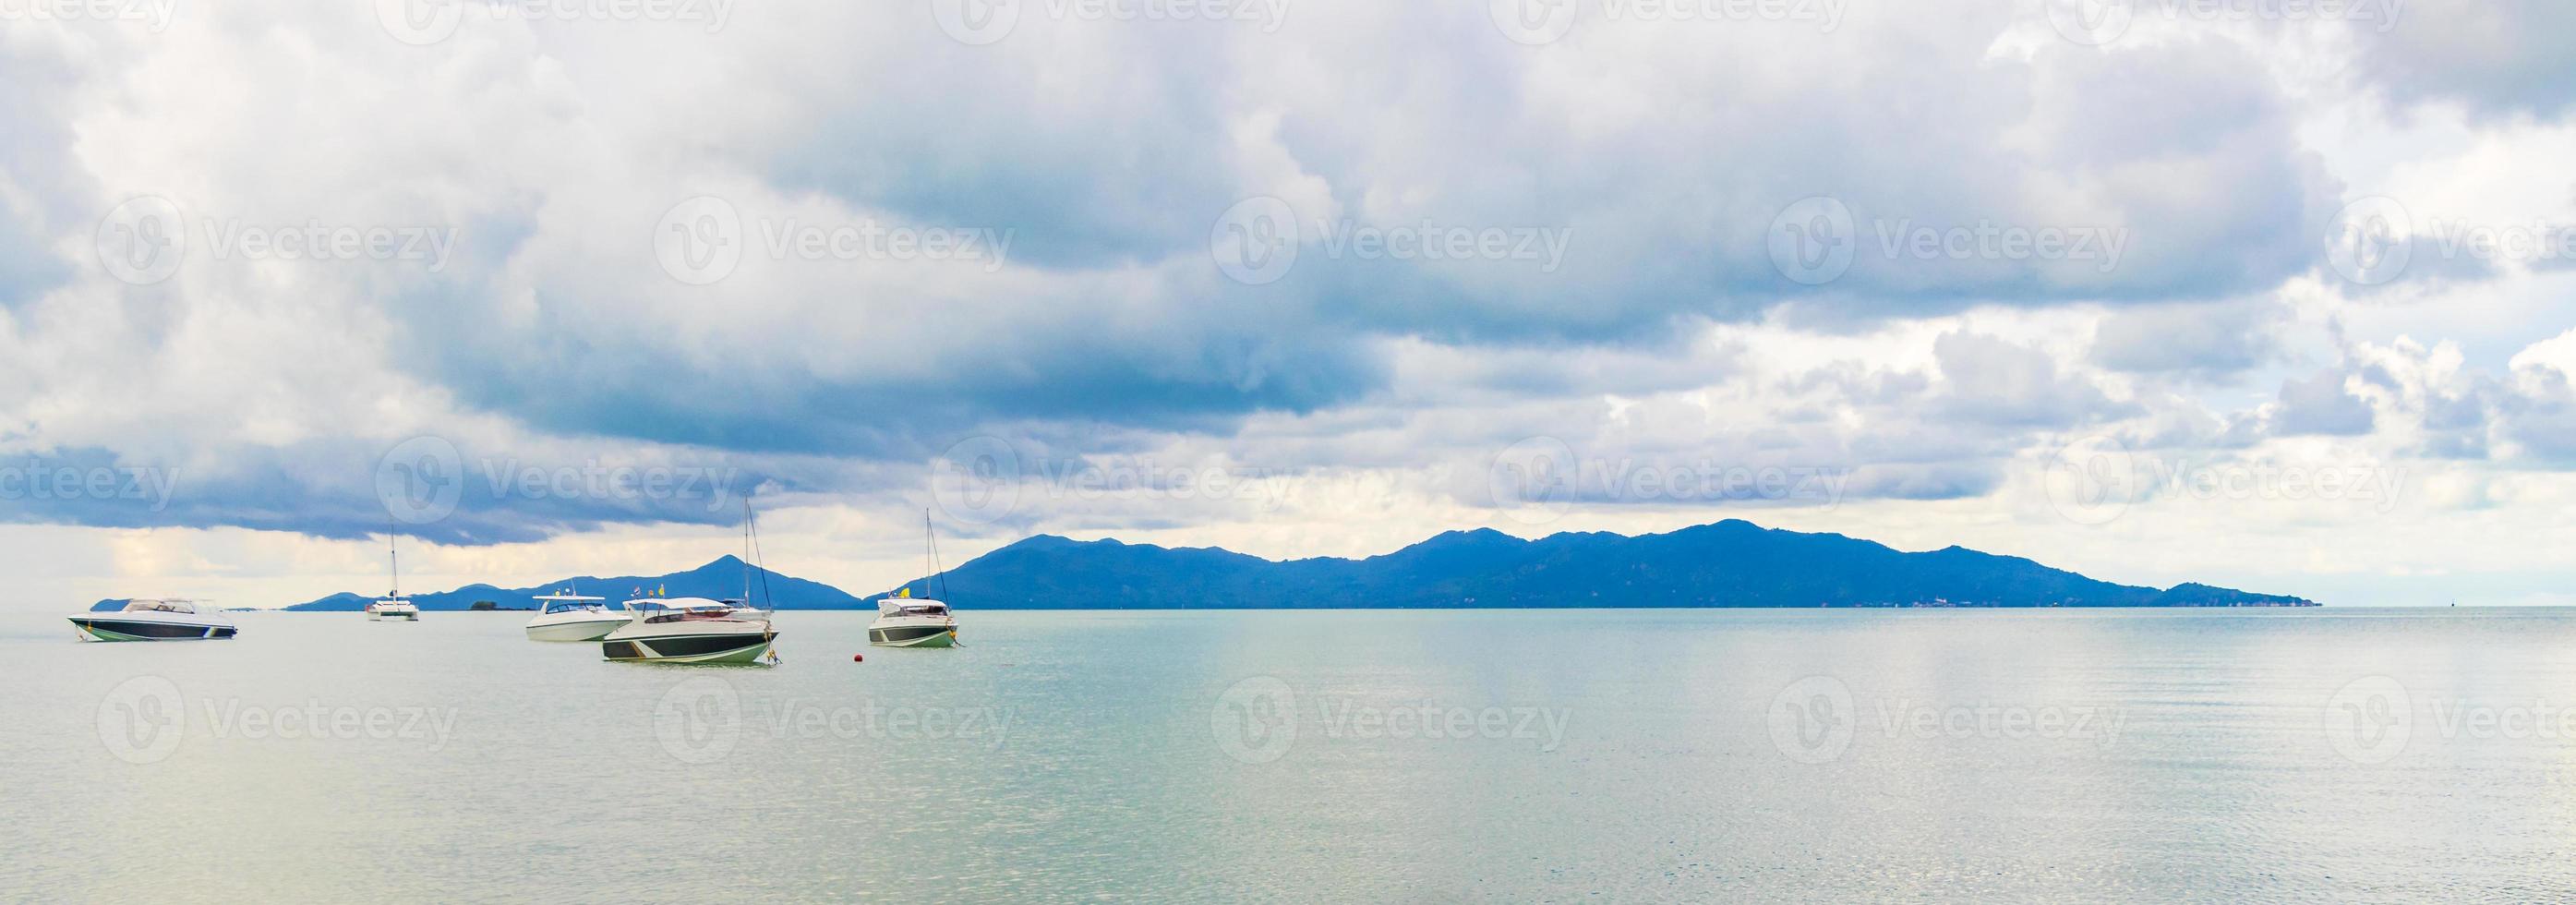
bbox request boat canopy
[878,597,948,617]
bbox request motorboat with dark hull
[71,598,236,641]
[600,598,775,664]
[871,512,962,648]
[869,597,957,647]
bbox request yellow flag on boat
[897,587,911,598]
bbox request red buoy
[851,653,864,663]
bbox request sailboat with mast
[366,533,421,621]
[869,512,960,648]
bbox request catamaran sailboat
[869,512,960,648]
[69,598,237,641]
[524,590,628,641]
[367,534,420,621]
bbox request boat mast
[924,510,950,604]
[387,528,399,599]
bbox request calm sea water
[6,608,2573,902]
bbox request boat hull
[868,622,957,648]
[602,626,776,664]
[525,617,628,642]
[69,617,236,642]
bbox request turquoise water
[6,608,2574,901]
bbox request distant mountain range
[904,520,2315,609]
[241,556,867,612]
[111,519,2311,612]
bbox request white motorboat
[600,597,775,663]
[70,598,237,641]
[524,591,627,642]
[368,533,420,621]
[870,512,960,648]
[600,505,780,663]
[869,594,958,647]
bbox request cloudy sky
[3,0,2572,609]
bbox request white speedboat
[600,597,775,664]
[524,591,627,642]
[869,512,960,648]
[368,533,421,621]
[70,598,236,641]
[869,595,958,647]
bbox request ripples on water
[5,608,2572,902]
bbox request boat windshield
[123,599,199,614]
[544,601,608,613]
